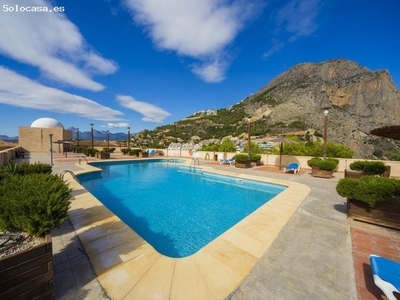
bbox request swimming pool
[78,160,286,258]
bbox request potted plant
[121,148,130,155]
[130,149,142,157]
[234,154,251,168]
[83,147,98,157]
[250,154,262,166]
[336,176,400,230]
[73,146,85,153]
[345,160,389,178]
[140,150,149,158]
[0,162,71,299]
[307,157,338,179]
[96,149,110,159]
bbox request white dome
[31,118,64,129]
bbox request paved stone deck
[20,152,400,299]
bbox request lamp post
[107,130,110,150]
[247,118,251,158]
[90,123,94,149]
[323,109,329,160]
[127,127,130,149]
[49,134,53,165]
[76,128,79,146]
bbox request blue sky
[0,0,399,137]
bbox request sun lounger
[370,254,400,300]
[218,154,235,165]
[283,162,300,174]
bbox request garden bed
[96,152,110,159]
[347,198,400,230]
[311,166,333,179]
[235,161,251,169]
[0,232,54,299]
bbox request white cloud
[262,39,284,59]
[124,0,260,82]
[277,0,320,41]
[191,59,227,83]
[264,0,321,58]
[116,95,171,123]
[106,122,131,129]
[0,0,117,91]
[0,66,124,121]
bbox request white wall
[165,150,400,177]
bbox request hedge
[250,154,262,162]
[307,157,338,171]
[0,174,71,236]
[234,153,250,163]
[336,176,400,207]
[0,162,52,182]
[349,161,387,175]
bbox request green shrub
[234,153,250,163]
[336,176,400,207]
[22,162,52,174]
[327,157,339,166]
[0,163,23,180]
[121,148,130,155]
[349,161,387,175]
[316,160,338,171]
[0,174,71,236]
[241,141,266,154]
[101,147,116,153]
[83,148,98,156]
[130,149,142,156]
[74,146,85,153]
[0,162,52,182]
[250,154,261,162]
[200,143,220,151]
[307,157,338,170]
[388,151,400,161]
[219,138,236,152]
[307,157,322,168]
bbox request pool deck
[22,153,400,299]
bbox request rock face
[246,59,400,158]
[137,59,399,158]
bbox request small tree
[200,143,219,151]
[219,138,236,152]
[242,141,264,154]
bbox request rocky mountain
[135,59,400,158]
[67,127,128,141]
[245,59,400,158]
[0,135,18,141]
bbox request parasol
[270,136,297,169]
[370,125,400,140]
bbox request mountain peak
[134,59,399,158]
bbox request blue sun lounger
[370,254,400,300]
[283,162,300,174]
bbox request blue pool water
[78,160,286,258]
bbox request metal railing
[60,170,80,183]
